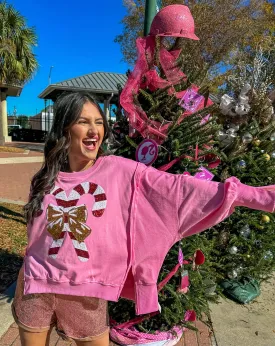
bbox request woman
[13,92,110,346]
[12,91,275,346]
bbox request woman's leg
[75,331,109,346]
[18,327,53,346]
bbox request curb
[0,157,44,164]
[0,198,25,205]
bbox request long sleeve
[132,166,275,315]
[136,166,275,241]
[177,176,275,241]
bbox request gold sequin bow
[47,204,91,242]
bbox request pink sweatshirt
[24,155,275,315]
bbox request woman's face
[68,101,105,171]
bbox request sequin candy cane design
[47,182,107,262]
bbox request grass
[0,203,27,292]
[0,146,25,153]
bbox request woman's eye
[78,120,87,124]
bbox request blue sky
[9,0,130,116]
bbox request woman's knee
[75,331,109,346]
[18,326,52,346]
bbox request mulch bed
[0,203,26,292]
[0,146,25,153]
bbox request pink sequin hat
[150,5,199,40]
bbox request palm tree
[0,1,38,143]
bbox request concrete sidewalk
[210,276,275,346]
[0,283,16,345]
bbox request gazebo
[38,71,127,120]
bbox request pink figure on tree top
[149,4,199,40]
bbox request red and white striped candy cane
[48,182,107,262]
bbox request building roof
[38,72,127,103]
[0,83,22,97]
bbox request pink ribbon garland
[120,36,186,144]
[111,259,198,330]
[158,144,220,172]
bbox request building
[29,105,53,131]
[7,115,18,126]
[38,71,127,121]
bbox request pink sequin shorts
[12,268,109,342]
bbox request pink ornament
[200,114,211,125]
[194,166,214,181]
[179,88,204,113]
[184,310,196,322]
[183,171,191,176]
[136,139,158,165]
[178,248,184,266]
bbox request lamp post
[144,0,157,36]
[47,66,54,132]
[48,66,54,85]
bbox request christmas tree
[109,4,275,338]
[206,49,275,295]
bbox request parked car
[8,125,22,135]
[9,128,47,143]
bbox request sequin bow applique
[47,182,107,262]
[47,204,91,242]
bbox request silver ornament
[235,103,250,116]
[227,128,236,135]
[240,225,251,238]
[238,95,249,104]
[242,133,253,144]
[238,160,246,169]
[229,246,238,255]
[227,270,238,279]
[236,265,244,274]
[227,123,239,132]
[241,83,251,94]
[218,130,228,146]
[220,94,236,116]
[260,150,265,153]
[271,152,275,159]
[254,240,262,248]
[264,251,273,260]
[203,279,217,296]
[270,132,275,141]
[218,130,236,147]
[235,84,251,116]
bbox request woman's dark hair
[24,91,110,223]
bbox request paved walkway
[0,142,212,346]
[0,162,42,202]
[0,320,211,346]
